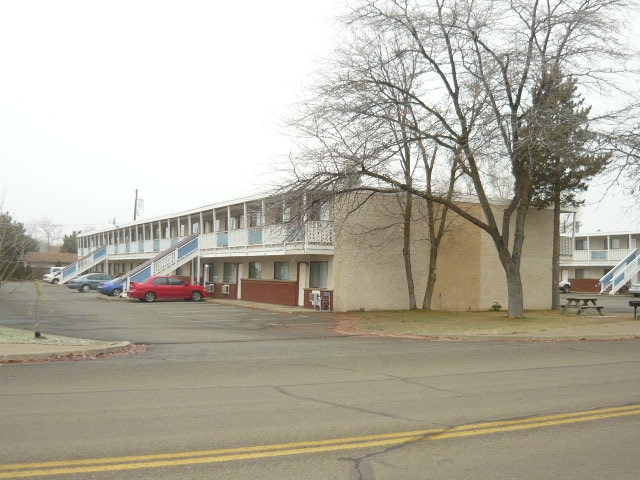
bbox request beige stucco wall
[332,194,553,312]
[477,206,553,310]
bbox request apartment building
[64,192,554,311]
[560,230,640,293]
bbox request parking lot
[0,281,339,347]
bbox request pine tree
[524,66,610,307]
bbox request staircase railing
[599,248,639,294]
[59,246,108,284]
[122,235,199,286]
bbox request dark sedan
[67,273,115,293]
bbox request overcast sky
[0,0,637,242]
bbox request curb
[0,341,132,362]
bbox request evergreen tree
[0,212,39,281]
[524,66,610,307]
[60,231,80,254]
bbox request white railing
[92,221,336,258]
[306,221,333,244]
[570,248,631,263]
[153,250,178,273]
[599,249,640,294]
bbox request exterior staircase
[58,246,108,284]
[599,248,640,294]
[121,234,200,289]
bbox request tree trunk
[505,261,525,318]
[551,193,561,310]
[402,191,417,310]
[422,237,439,310]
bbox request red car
[128,276,208,303]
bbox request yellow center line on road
[2,404,640,478]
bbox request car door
[168,277,188,298]
[151,277,171,298]
[87,274,101,289]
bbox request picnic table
[561,297,605,316]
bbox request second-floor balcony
[78,221,335,259]
[561,248,631,265]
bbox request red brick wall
[241,279,298,306]
[206,283,237,299]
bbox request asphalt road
[1,283,640,479]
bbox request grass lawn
[337,309,633,337]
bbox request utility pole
[133,189,138,221]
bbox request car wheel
[144,292,156,303]
[111,288,122,297]
[562,285,570,293]
[52,278,59,285]
[191,291,203,302]
[81,284,91,293]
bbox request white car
[42,272,61,284]
[629,283,640,297]
[43,267,64,284]
[559,280,571,293]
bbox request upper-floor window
[249,211,263,228]
[575,239,586,250]
[275,206,291,223]
[230,215,243,230]
[310,200,330,221]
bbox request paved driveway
[0,281,340,346]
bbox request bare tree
[35,217,61,250]
[283,0,634,318]
[283,19,463,310]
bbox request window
[276,206,291,223]
[230,215,243,229]
[249,211,263,228]
[249,262,261,279]
[211,263,220,283]
[610,238,621,249]
[575,269,585,279]
[310,261,328,288]
[152,277,169,285]
[168,277,185,286]
[575,239,586,250]
[274,261,289,280]
[310,200,330,221]
[223,262,235,283]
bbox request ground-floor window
[210,263,220,282]
[223,262,235,283]
[575,268,585,279]
[274,261,289,280]
[310,261,328,288]
[249,261,261,279]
